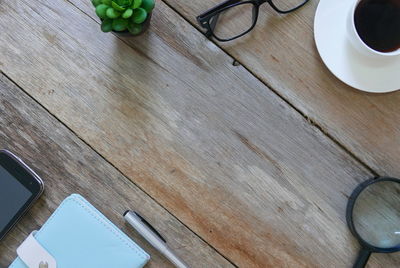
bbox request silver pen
[124,211,190,268]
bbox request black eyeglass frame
[197,0,310,42]
[346,177,400,268]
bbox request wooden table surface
[0,0,399,267]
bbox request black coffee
[354,0,400,53]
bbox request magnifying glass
[347,177,400,268]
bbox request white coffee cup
[347,0,400,58]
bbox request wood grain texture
[0,0,399,267]
[163,0,400,179]
[0,73,233,267]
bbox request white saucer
[314,0,400,93]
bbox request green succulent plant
[92,0,155,34]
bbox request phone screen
[0,151,43,240]
[0,165,33,231]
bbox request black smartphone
[0,150,44,241]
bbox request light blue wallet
[9,194,150,268]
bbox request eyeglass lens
[211,3,255,40]
[207,0,309,40]
[352,181,400,249]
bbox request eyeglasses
[197,0,310,42]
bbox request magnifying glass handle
[353,248,371,268]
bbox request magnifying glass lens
[352,181,400,248]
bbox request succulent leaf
[106,7,121,18]
[132,8,147,24]
[112,18,129,31]
[95,0,151,34]
[95,4,109,19]
[141,0,154,12]
[131,0,142,9]
[115,0,127,5]
[92,0,103,7]
[111,1,126,11]
[127,22,143,35]
[122,8,133,19]
[101,19,113,32]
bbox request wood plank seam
[156,0,379,177]
[0,71,238,268]
[2,0,392,265]
[158,0,400,179]
[67,0,380,181]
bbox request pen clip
[133,211,167,243]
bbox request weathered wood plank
[0,73,233,267]
[162,0,400,179]
[1,0,399,267]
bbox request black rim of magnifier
[346,176,400,253]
